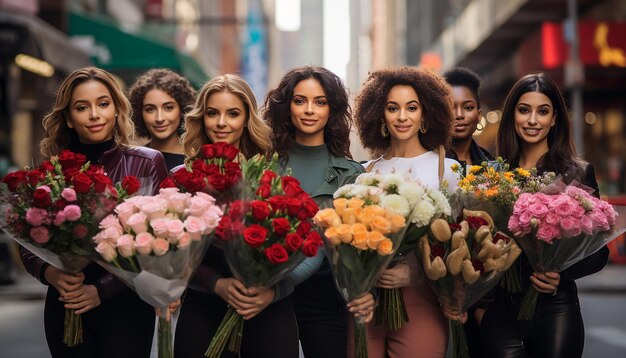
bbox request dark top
[161,152,186,172]
[19,144,169,302]
[447,139,494,174]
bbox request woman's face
[290,78,330,145]
[204,91,246,148]
[384,85,423,141]
[514,91,555,148]
[451,85,480,141]
[142,89,181,140]
[67,80,117,144]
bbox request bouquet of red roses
[0,150,139,347]
[205,154,322,358]
[164,142,242,202]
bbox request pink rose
[135,232,155,255]
[116,234,135,258]
[544,213,560,226]
[589,210,609,232]
[99,214,123,231]
[53,211,66,226]
[115,201,137,228]
[534,193,552,205]
[30,226,50,244]
[25,208,47,226]
[184,216,207,241]
[508,215,521,236]
[529,203,549,218]
[571,205,585,218]
[518,211,533,227]
[100,226,124,244]
[565,185,590,199]
[580,215,593,235]
[63,205,82,222]
[201,206,223,229]
[72,224,89,239]
[61,188,77,202]
[166,219,185,242]
[96,241,117,262]
[167,193,190,214]
[186,196,210,217]
[176,232,192,249]
[127,212,148,234]
[152,238,170,256]
[193,192,216,205]
[150,218,169,237]
[158,187,180,199]
[139,197,168,221]
[559,217,581,238]
[536,224,559,243]
[599,201,617,226]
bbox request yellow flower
[465,173,476,183]
[515,168,531,177]
[450,163,460,172]
[468,165,482,174]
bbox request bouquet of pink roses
[508,182,626,319]
[93,187,223,358]
[0,150,138,347]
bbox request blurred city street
[1,263,626,358]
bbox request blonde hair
[182,74,272,159]
[40,67,135,159]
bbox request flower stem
[205,307,242,358]
[157,314,172,358]
[63,308,83,347]
[451,321,469,358]
[517,287,539,320]
[375,288,408,331]
[354,319,368,358]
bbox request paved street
[1,265,625,358]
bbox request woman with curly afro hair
[128,68,196,170]
[353,67,461,358]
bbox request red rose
[223,144,240,161]
[305,231,322,245]
[250,200,270,221]
[121,176,140,195]
[216,216,232,240]
[256,184,271,199]
[265,243,289,264]
[213,142,227,158]
[92,173,111,193]
[58,150,86,169]
[285,233,303,252]
[26,170,44,187]
[72,224,89,239]
[159,177,177,189]
[243,224,268,248]
[2,170,27,192]
[296,221,312,236]
[281,176,304,198]
[200,144,216,159]
[430,243,446,259]
[285,198,302,217]
[224,162,242,185]
[228,200,245,221]
[63,167,80,182]
[466,216,489,230]
[259,170,278,185]
[267,196,288,212]
[272,218,291,236]
[208,174,227,191]
[72,173,93,193]
[55,199,68,210]
[173,168,192,187]
[302,237,321,257]
[186,177,207,193]
[32,188,52,208]
[298,198,319,220]
[191,160,211,175]
[39,161,55,173]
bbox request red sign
[542,21,626,69]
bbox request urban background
[1,0,625,357]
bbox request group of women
[18,62,607,358]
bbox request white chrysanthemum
[348,185,370,199]
[380,194,410,217]
[410,200,436,227]
[334,184,356,199]
[398,182,426,207]
[367,187,384,204]
[428,189,451,216]
[381,173,405,194]
[355,172,383,187]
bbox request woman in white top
[353,67,460,358]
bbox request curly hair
[127,68,196,138]
[354,67,454,157]
[497,72,584,181]
[442,67,481,109]
[182,74,272,159]
[262,66,352,158]
[40,67,134,159]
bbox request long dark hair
[497,72,584,181]
[263,66,352,158]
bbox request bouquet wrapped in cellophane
[0,150,138,347]
[508,180,626,320]
[416,209,522,358]
[92,188,223,358]
[205,154,322,358]
[313,172,428,358]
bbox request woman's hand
[60,284,101,314]
[214,278,275,320]
[439,296,467,323]
[376,263,411,289]
[347,293,375,323]
[44,266,84,297]
[238,286,275,320]
[530,271,560,295]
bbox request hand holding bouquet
[93,187,223,358]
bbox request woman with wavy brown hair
[22,67,168,358]
[174,74,299,358]
[263,66,372,358]
[354,66,460,358]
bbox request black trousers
[480,288,585,358]
[293,274,348,358]
[174,289,299,358]
[44,286,154,358]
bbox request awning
[68,12,208,88]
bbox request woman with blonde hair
[20,67,168,357]
[174,74,299,357]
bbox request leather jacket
[20,145,168,302]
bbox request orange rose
[336,224,353,243]
[357,208,377,227]
[352,229,369,250]
[377,238,394,256]
[324,227,341,245]
[314,208,342,227]
[342,208,358,225]
[367,230,385,250]
[351,222,368,235]
[347,197,365,209]
[388,214,406,233]
[370,216,392,234]
[333,198,348,216]
[368,205,386,217]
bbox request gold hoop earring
[476,122,484,131]
[380,123,389,138]
[419,121,427,134]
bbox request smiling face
[67,80,117,144]
[451,85,481,141]
[384,85,423,142]
[203,91,247,148]
[142,89,181,141]
[514,91,555,149]
[290,78,330,146]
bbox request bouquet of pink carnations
[0,150,138,347]
[93,187,223,358]
[509,182,626,319]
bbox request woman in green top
[263,66,374,358]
